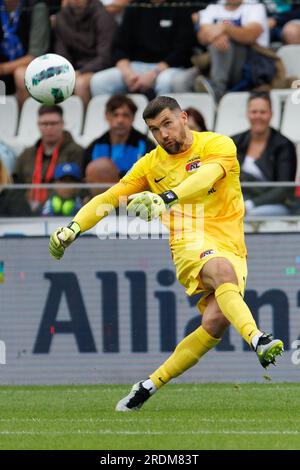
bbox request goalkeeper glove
[127,190,178,222]
[49,221,81,260]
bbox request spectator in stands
[85,157,120,199]
[264,0,300,44]
[82,94,155,177]
[172,6,209,93]
[0,139,16,175]
[232,92,297,216]
[282,20,300,45]
[41,162,83,216]
[90,0,195,97]
[0,159,31,216]
[45,0,67,48]
[53,0,117,108]
[102,0,130,23]
[193,0,270,103]
[0,0,50,106]
[185,107,208,132]
[14,104,83,211]
[44,0,63,15]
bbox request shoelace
[127,384,150,409]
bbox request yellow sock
[150,326,220,389]
[215,282,261,345]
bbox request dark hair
[105,94,137,116]
[248,91,272,110]
[143,96,181,121]
[185,107,207,132]
[38,104,63,117]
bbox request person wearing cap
[41,162,83,216]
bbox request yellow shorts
[170,239,247,314]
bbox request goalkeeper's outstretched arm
[49,169,148,260]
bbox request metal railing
[1,181,300,189]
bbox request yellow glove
[49,221,81,260]
[127,190,178,222]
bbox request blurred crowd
[1,0,300,217]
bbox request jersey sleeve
[172,162,224,202]
[202,134,237,175]
[243,4,267,28]
[116,156,150,194]
[199,5,217,25]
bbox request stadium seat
[15,96,84,148]
[167,93,215,131]
[215,92,281,137]
[270,88,293,129]
[16,98,40,146]
[80,93,149,146]
[277,45,300,78]
[0,96,18,139]
[61,95,84,136]
[281,93,300,142]
[215,92,251,136]
[128,93,149,134]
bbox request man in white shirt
[194,0,269,102]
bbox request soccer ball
[24,53,76,105]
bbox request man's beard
[163,141,182,154]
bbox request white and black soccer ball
[24,53,76,105]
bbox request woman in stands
[232,92,297,216]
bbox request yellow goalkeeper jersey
[74,131,246,257]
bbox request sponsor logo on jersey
[207,187,216,195]
[187,155,201,163]
[154,176,166,183]
[200,249,216,259]
[186,160,201,172]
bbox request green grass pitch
[0,383,299,450]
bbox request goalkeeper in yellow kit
[49,96,284,411]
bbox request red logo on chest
[186,160,201,172]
